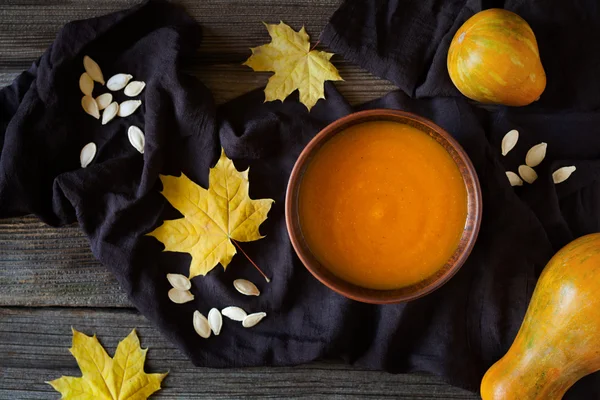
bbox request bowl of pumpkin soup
[285,109,481,304]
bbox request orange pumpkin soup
[298,121,468,290]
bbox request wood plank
[0,307,478,399]
[0,0,342,62]
[0,216,127,307]
[1,62,395,105]
[0,1,471,398]
[0,0,395,308]
[0,71,19,86]
[0,66,394,310]
[0,0,396,104]
[195,62,396,105]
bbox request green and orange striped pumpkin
[447,9,546,106]
[481,233,600,399]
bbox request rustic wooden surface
[0,1,477,398]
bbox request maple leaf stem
[310,40,321,51]
[231,239,271,283]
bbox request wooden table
[0,1,478,398]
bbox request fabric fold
[1,1,600,398]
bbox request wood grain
[0,216,127,307]
[191,62,396,105]
[0,60,395,107]
[0,0,341,61]
[0,1,473,398]
[0,0,396,105]
[0,0,394,307]
[0,307,478,399]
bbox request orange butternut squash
[481,233,600,399]
[447,9,546,106]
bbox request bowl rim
[285,109,482,304]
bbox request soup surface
[298,121,468,290]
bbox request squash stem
[231,239,270,283]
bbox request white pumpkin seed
[124,81,146,97]
[501,129,519,156]
[79,72,94,96]
[506,171,523,186]
[168,288,194,304]
[83,55,104,85]
[552,166,576,184]
[233,279,260,296]
[518,165,538,184]
[193,311,211,339]
[101,102,119,125]
[221,306,247,321]
[525,142,547,167]
[95,93,113,110]
[118,100,142,117]
[106,73,133,91]
[208,308,222,336]
[242,312,267,328]
[167,273,191,291]
[80,142,96,168]
[81,95,100,119]
[128,125,145,154]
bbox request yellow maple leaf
[243,21,343,111]
[148,148,274,279]
[48,329,167,400]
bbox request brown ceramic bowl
[285,109,482,304]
